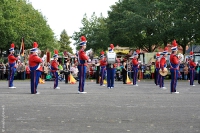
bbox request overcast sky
[29,0,118,38]
[29,0,118,52]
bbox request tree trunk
[182,37,187,55]
[182,45,186,55]
[163,40,167,47]
[0,48,2,57]
[148,43,152,52]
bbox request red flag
[20,37,24,56]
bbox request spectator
[144,66,151,79]
[43,63,49,80]
[115,65,122,81]
[187,63,190,80]
[16,61,24,80]
[64,60,70,84]
[89,64,96,79]
[183,63,189,80]
[150,62,155,79]
[21,63,25,80]
[58,63,63,71]
[179,62,184,80]
[70,64,79,78]
[25,63,30,79]
[0,62,5,80]
[122,61,127,84]
[196,64,200,81]
[5,63,9,80]
[128,64,132,80]
[140,63,145,79]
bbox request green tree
[0,0,57,55]
[168,0,200,54]
[108,0,171,52]
[72,13,110,55]
[59,29,72,53]
[71,0,200,54]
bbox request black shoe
[123,83,127,84]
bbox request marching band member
[99,51,107,86]
[170,40,179,94]
[132,50,140,86]
[154,52,160,86]
[106,44,117,89]
[159,47,168,89]
[29,42,42,94]
[78,36,89,94]
[8,43,19,89]
[189,51,197,86]
[51,50,60,89]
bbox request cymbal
[159,68,168,76]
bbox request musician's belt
[79,60,87,66]
[78,63,87,66]
[170,67,178,70]
[190,67,195,70]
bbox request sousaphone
[159,68,168,76]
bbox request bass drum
[106,52,116,64]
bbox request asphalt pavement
[0,79,200,133]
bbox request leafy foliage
[0,0,57,55]
[72,13,110,55]
[72,0,200,54]
[59,29,72,53]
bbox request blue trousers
[52,71,58,88]
[170,69,178,92]
[155,68,160,85]
[30,70,41,94]
[190,69,195,85]
[132,68,138,85]
[78,65,87,92]
[100,66,106,86]
[159,74,164,88]
[8,67,16,87]
[107,68,115,88]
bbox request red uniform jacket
[29,54,42,71]
[155,60,160,68]
[78,48,89,66]
[8,54,18,64]
[189,60,196,69]
[79,49,89,60]
[132,57,138,68]
[100,58,107,67]
[160,56,166,70]
[170,54,179,65]
[51,60,59,72]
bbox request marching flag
[126,75,132,84]
[46,51,51,63]
[20,37,25,56]
[69,74,76,84]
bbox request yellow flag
[126,75,132,84]
[69,74,76,84]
